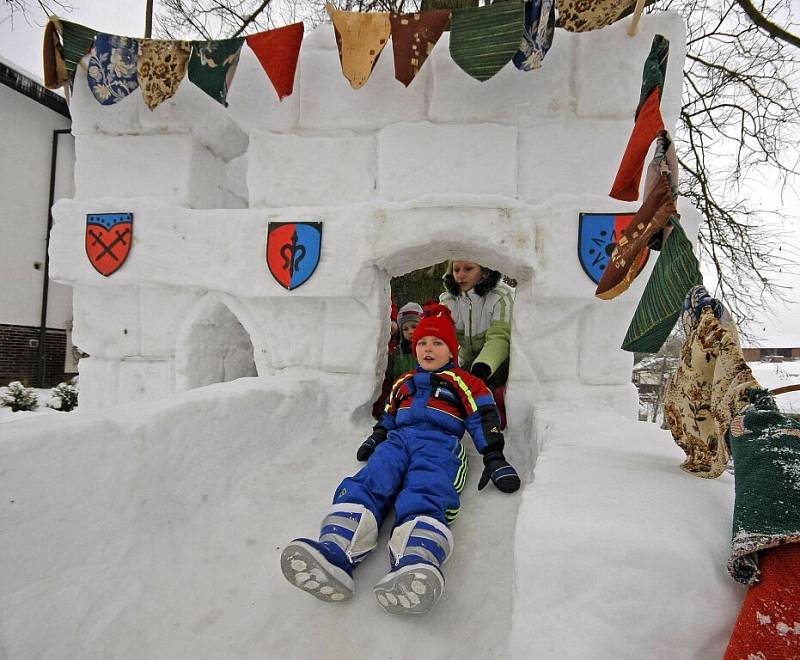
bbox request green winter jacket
[439,281,514,377]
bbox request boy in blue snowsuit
[280,303,521,615]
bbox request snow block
[243,297,325,370]
[225,154,249,207]
[322,297,383,374]
[136,81,248,162]
[72,285,140,358]
[118,358,175,403]
[74,134,228,209]
[578,302,636,385]
[225,44,301,134]
[574,12,686,125]
[297,46,426,131]
[247,132,376,207]
[429,30,576,124]
[518,120,635,203]
[512,297,587,383]
[139,287,203,358]
[303,23,338,51]
[377,123,518,202]
[69,65,142,136]
[76,356,120,410]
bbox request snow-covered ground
[0,373,742,659]
[749,361,800,413]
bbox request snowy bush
[0,382,39,412]
[49,382,79,412]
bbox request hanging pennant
[137,39,191,111]
[43,18,97,90]
[557,0,656,33]
[578,212,647,286]
[42,18,67,89]
[390,11,451,87]
[621,217,702,353]
[245,22,304,100]
[449,0,525,82]
[513,0,556,72]
[187,37,245,106]
[327,4,391,89]
[86,33,139,106]
[266,222,323,291]
[595,173,675,299]
[85,213,134,277]
[610,34,670,201]
[421,0,478,11]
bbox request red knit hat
[412,303,459,363]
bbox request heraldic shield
[266,222,322,290]
[85,212,134,277]
[578,212,649,285]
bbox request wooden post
[627,0,646,36]
[145,0,154,38]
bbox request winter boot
[281,503,378,603]
[373,516,453,615]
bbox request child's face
[415,335,452,371]
[452,261,484,292]
[401,320,418,341]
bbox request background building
[0,57,75,387]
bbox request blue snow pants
[333,427,467,528]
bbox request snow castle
[3,13,743,660]
[50,13,692,427]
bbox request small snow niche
[175,295,258,390]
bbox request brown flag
[390,11,451,87]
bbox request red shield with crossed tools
[85,213,133,276]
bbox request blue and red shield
[578,212,649,285]
[266,222,322,290]
[85,212,133,277]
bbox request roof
[0,56,69,119]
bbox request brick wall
[0,324,67,387]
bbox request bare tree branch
[734,0,800,49]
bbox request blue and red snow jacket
[372,363,505,456]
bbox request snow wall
[1,12,742,660]
[48,13,694,424]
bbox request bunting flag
[621,217,702,353]
[188,37,245,106]
[449,0,526,82]
[137,39,192,111]
[43,17,97,89]
[595,173,675,300]
[724,543,800,660]
[390,10,451,87]
[245,22,304,100]
[557,0,656,33]
[421,0,478,12]
[327,4,392,89]
[727,391,800,585]
[610,35,670,202]
[86,34,139,106]
[513,0,556,72]
[663,298,757,479]
[42,18,67,89]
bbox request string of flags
[43,0,652,109]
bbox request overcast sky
[1,2,798,347]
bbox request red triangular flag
[246,22,304,100]
[609,87,665,201]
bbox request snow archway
[174,293,260,391]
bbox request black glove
[357,434,380,461]
[470,362,491,382]
[478,451,520,493]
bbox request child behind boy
[280,303,521,615]
[371,301,423,418]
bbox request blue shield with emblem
[266,222,322,290]
[578,212,647,285]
